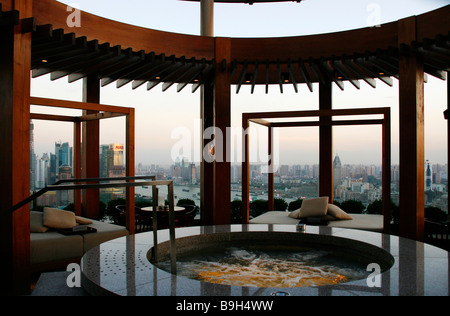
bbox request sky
[31,0,450,167]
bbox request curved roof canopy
[181,0,302,3]
[1,0,448,94]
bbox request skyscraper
[55,141,73,176]
[425,160,432,191]
[333,154,342,189]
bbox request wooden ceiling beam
[333,60,360,90]
[287,59,298,93]
[115,52,158,88]
[162,59,196,91]
[32,41,100,78]
[321,59,344,91]
[277,60,283,94]
[49,42,111,81]
[308,58,326,86]
[367,56,399,79]
[343,59,377,88]
[354,57,394,87]
[176,59,208,92]
[250,60,259,94]
[148,61,191,91]
[68,45,125,83]
[236,60,248,94]
[133,59,178,90]
[298,59,313,92]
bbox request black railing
[6,175,177,274]
[5,176,157,215]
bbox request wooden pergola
[242,108,391,233]
[29,96,136,232]
[0,0,449,294]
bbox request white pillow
[327,204,353,220]
[298,197,329,218]
[43,207,77,229]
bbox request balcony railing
[5,175,177,274]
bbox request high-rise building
[333,154,342,189]
[110,144,124,167]
[58,164,73,205]
[36,153,49,189]
[55,141,73,176]
[425,160,432,191]
[99,143,125,178]
[100,145,110,178]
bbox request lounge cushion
[298,197,329,218]
[327,204,353,220]
[30,212,49,233]
[43,207,77,229]
[76,216,93,225]
[250,211,384,232]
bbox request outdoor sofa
[30,208,129,272]
[249,197,384,233]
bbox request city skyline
[31,0,449,166]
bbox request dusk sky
[31,0,450,167]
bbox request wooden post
[73,121,82,216]
[447,72,450,219]
[319,80,333,202]
[200,77,215,225]
[268,126,275,211]
[242,114,250,223]
[213,37,231,225]
[398,17,425,241]
[126,108,136,234]
[82,76,100,219]
[382,109,391,234]
[0,0,32,295]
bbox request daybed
[30,209,129,272]
[250,212,384,232]
[249,197,384,233]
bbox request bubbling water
[156,246,370,288]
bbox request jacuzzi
[80,225,450,296]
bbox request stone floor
[31,271,88,296]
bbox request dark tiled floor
[31,271,88,296]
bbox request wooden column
[0,0,32,295]
[382,110,392,234]
[73,121,82,216]
[398,17,425,241]
[242,114,250,223]
[82,76,100,219]
[448,72,450,219]
[200,77,215,225]
[319,80,333,201]
[126,108,136,234]
[268,126,275,211]
[213,37,231,225]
